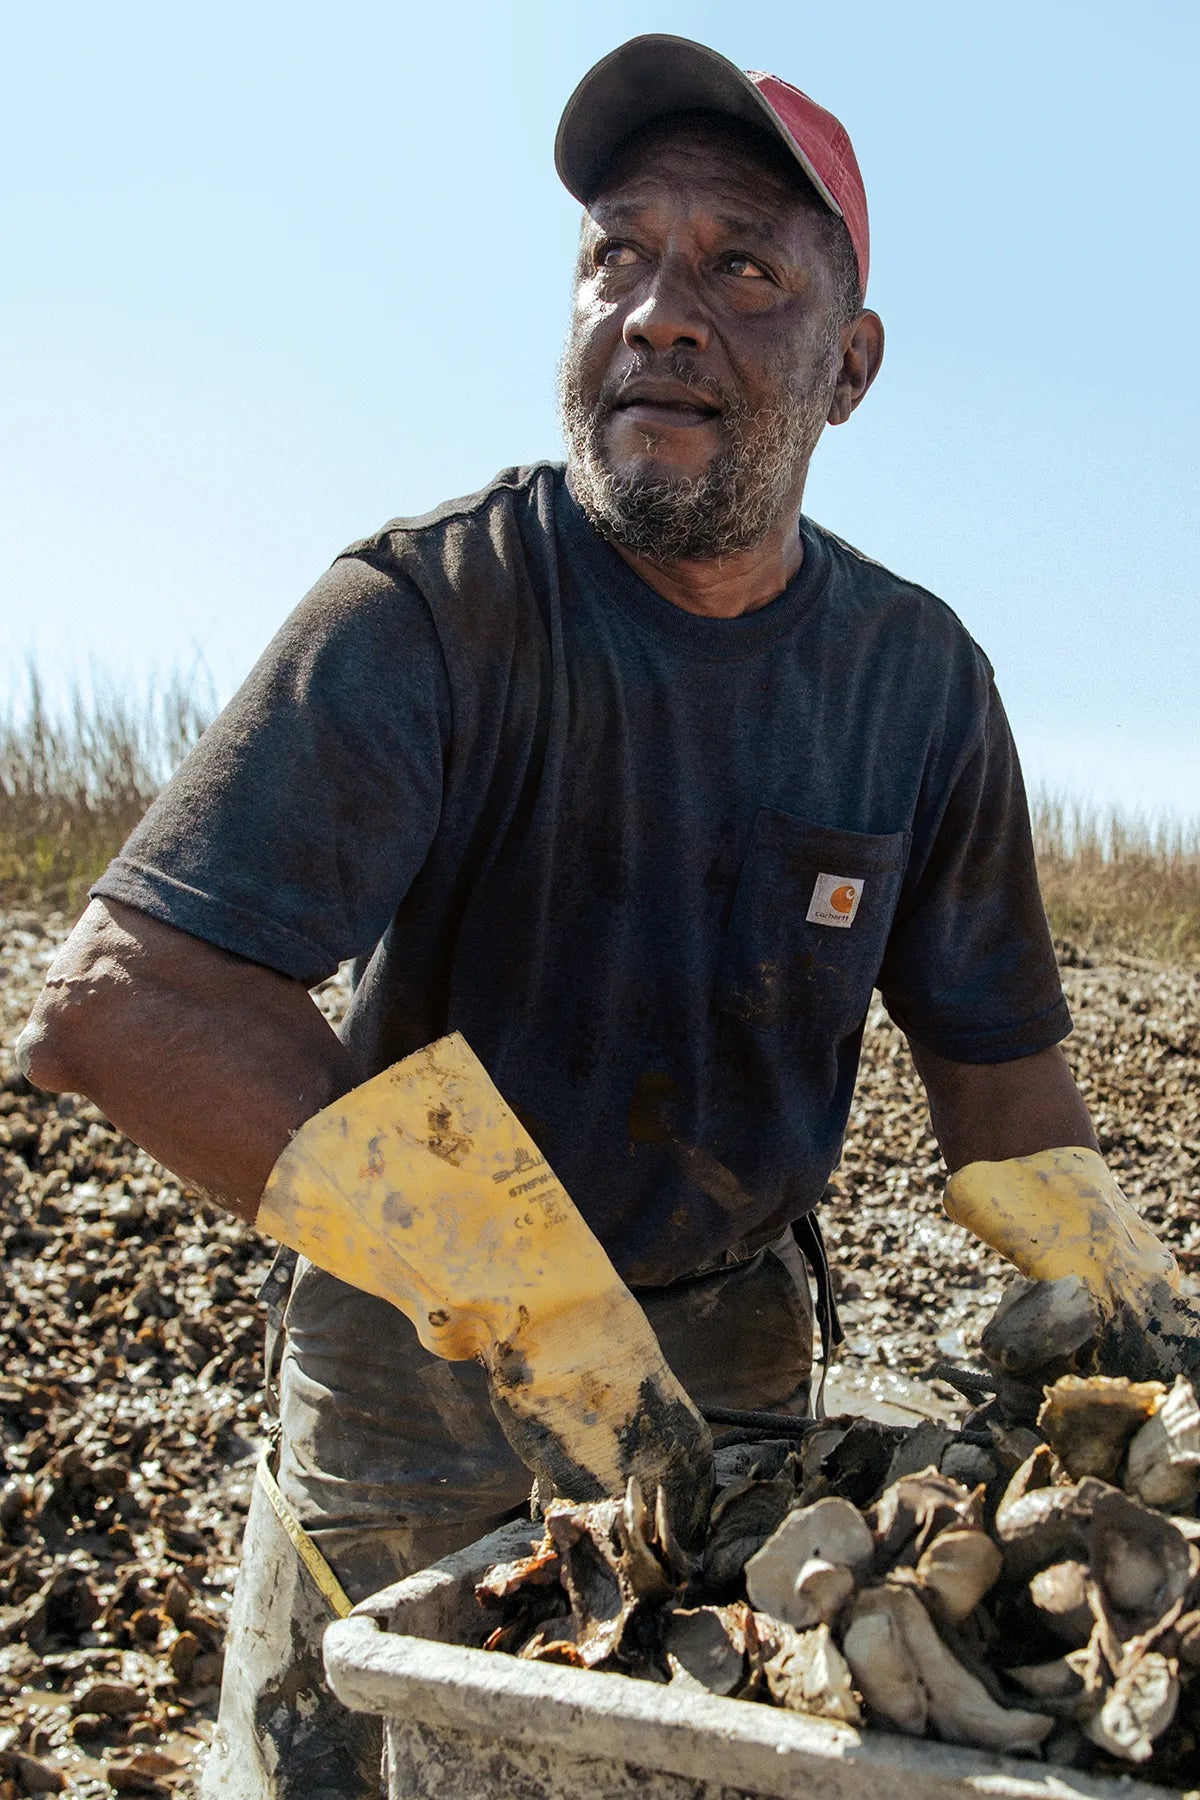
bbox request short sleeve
[878,680,1070,1063]
[92,553,451,986]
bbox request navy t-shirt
[95,463,1070,1286]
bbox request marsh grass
[1032,792,1200,963]
[2,674,1198,960]
[0,668,212,908]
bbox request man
[17,33,1194,1800]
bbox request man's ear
[828,310,885,426]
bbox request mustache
[594,355,740,420]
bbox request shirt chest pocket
[715,810,911,1036]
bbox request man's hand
[947,1147,1200,1386]
[17,897,358,1221]
[256,1033,715,1538]
[908,1040,1199,1391]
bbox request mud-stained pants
[200,1231,814,1800]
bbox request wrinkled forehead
[587,109,825,218]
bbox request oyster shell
[869,1469,983,1569]
[702,1470,794,1596]
[1037,1375,1164,1482]
[788,1558,856,1630]
[981,1273,1104,1378]
[843,1587,927,1736]
[1081,1650,1180,1764]
[662,1605,747,1695]
[994,1466,1112,1581]
[847,1584,1053,1752]
[745,1497,873,1627]
[761,1619,861,1725]
[1028,1559,1094,1647]
[1125,1376,1200,1511]
[915,1528,1003,1624]
[1086,1490,1197,1627]
[1005,1656,1085,1706]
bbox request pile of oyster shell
[476,1373,1200,1781]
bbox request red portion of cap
[747,73,869,295]
[554,35,870,298]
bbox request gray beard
[558,345,838,562]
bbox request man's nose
[621,261,711,354]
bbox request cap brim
[554,33,840,217]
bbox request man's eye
[722,254,768,280]
[594,242,638,270]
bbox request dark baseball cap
[555,34,870,296]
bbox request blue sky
[4,1,1198,816]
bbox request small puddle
[822,1360,966,1428]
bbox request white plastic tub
[323,1517,1186,1800]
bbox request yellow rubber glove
[945,1146,1200,1382]
[256,1032,713,1541]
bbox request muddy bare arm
[15,897,357,1222]
[909,1041,1099,1175]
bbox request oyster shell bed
[477,1378,1200,1785]
[0,907,1197,1795]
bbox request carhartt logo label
[806,873,864,929]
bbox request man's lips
[608,378,722,432]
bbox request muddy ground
[0,907,1197,1795]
